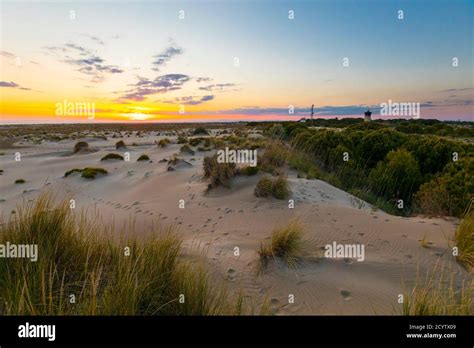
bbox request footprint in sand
[343,258,354,265]
[340,290,352,301]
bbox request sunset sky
[0,0,472,123]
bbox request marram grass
[0,192,268,315]
[402,264,473,315]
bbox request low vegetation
[180,144,195,155]
[455,205,474,272]
[254,175,290,199]
[158,138,171,147]
[402,265,473,315]
[65,167,108,179]
[101,153,124,161]
[15,179,26,184]
[0,192,267,315]
[115,140,126,149]
[73,141,89,153]
[193,127,209,135]
[258,221,307,269]
[279,122,473,217]
[259,141,288,173]
[203,154,236,189]
[137,154,150,161]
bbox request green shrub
[415,157,473,217]
[254,175,290,199]
[81,167,108,179]
[180,144,195,155]
[368,149,422,204]
[260,141,288,173]
[101,153,124,161]
[239,166,259,176]
[115,140,126,149]
[193,127,209,135]
[73,141,89,153]
[158,138,170,147]
[15,179,26,184]
[137,154,150,161]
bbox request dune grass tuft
[402,265,473,315]
[455,206,474,272]
[259,141,288,173]
[137,154,150,162]
[14,179,26,184]
[258,220,306,269]
[203,154,236,189]
[115,140,126,149]
[158,138,170,147]
[73,141,89,153]
[180,144,195,155]
[254,175,290,199]
[101,153,124,161]
[64,167,108,179]
[0,192,265,315]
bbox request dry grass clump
[115,140,126,149]
[402,265,473,315]
[180,144,195,155]
[137,154,150,161]
[258,221,307,269]
[101,153,124,161]
[203,154,236,189]
[73,141,89,153]
[259,141,288,173]
[64,167,108,179]
[455,205,474,271]
[254,175,290,199]
[0,192,266,315]
[158,138,171,147]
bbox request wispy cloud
[195,77,213,83]
[43,42,123,82]
[0,81,31,90]
[438,88,474,93]
[199,83,238,92]
[165,95,214,105]
[82,34,105,45]
[0,50,15,58]
[118,74,191,101]
[152,44,183,71]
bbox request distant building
[299,118,306,123]
[364,109,372,122]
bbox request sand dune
[0,132,470,315]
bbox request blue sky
[0,0,472,121]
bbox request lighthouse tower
[364,109,372,122]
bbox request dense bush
[415,158,473,217]
[368,149,422,205]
